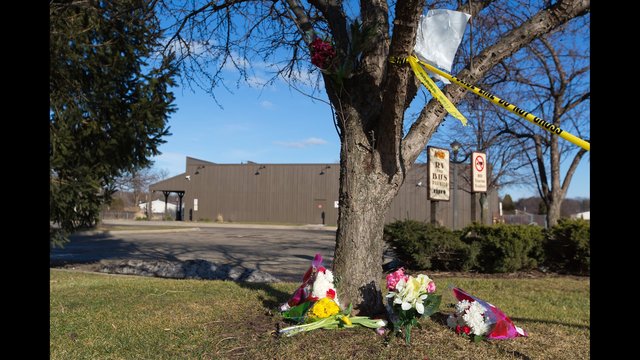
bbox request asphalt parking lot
[50,222,338,282]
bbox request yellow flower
[340,315,352,326]
[309,298,340,320]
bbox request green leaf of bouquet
[404,324,412,345]
[345,303,353,316]
[349,316,385,329]
[421,294,442,318]
[473,334,483,343]
[282,302,312,323]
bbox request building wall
[184,163,340,224]
[150,157,500,228]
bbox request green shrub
[383,220,474,271]
[461,223,545,273]
[544,218,590,275]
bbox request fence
[100,211,139,220]
[502,213,547,227]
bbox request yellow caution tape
[415,59,590,151]
[406,55,468,126]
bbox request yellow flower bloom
[309,298,340,320]
[340,315,352,326]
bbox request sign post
[471,152,487,224]
[428,147,450,201]
[471,152,487,193]
[427,147,450,226]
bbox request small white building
[570,211,590,220]
[138,199,177,216]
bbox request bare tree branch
[401,0,590,168]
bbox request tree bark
[546,197,562,228]
[331,105,402,315]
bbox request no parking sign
[471,152,487,192]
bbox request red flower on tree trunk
[310,38,336,70]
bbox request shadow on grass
[236,282,292,310]
[430,311,450,327]
[511,317,589,330]
[490,344,533,360]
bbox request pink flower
[386,268,409,291]
[427,280,436,293]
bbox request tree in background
[488,20,589,227]
[50,0,177,246]
[429,3,589,227]
[114,167,170,208]
[501,194,515,213]
[157,0,589,314]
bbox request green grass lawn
[50,269,589,359]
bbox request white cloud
[274,137,328,148]
[260,100,273,109]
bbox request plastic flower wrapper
[447,287,527,341]
[280,253,339,321]
[278,253,386,336]
[385,268,441,345]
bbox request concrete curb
[108,227,202,235]
[101,219,337,231]
[75,228,202,236]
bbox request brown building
[149,156,499,228]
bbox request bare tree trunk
[332,122,401,315]
[546,198,562,227]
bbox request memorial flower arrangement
[385,268,441,345]
[279,254,386,336]
[447,299,492,342]
[447,287,528,342]
[310,38,336,70]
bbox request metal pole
[471,192,477,224]
[430,200,438,225]
[453,162,458,230]
[479,193,487,224]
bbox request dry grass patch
[51,269,588,359]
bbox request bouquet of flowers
[447,287,527,342]
[385,268,441,345]
[278,254,386,336]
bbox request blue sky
[150,77,590,201]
